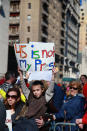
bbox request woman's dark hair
[6,87,21,99]
[4,87,21,109]
[80,75,87,79]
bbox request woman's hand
[25,72,31,80]
[76,118,82,124]
[78,124,83,129]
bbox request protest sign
[14,42,55,72]
[28,70,52,81]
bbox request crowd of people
[0,69,87,131]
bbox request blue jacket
[54,95,85,131]
[53,84,64,111]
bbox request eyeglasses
[70,87,78,90]
[6,94,17,99]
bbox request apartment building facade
[63,0,80,78]
[79,0,87,52]
[9,0,66,82]
[79,0,87,75]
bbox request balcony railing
[10,8,20,13]
[9,30,19,36]
[9,17,20,24]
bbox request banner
[14,42,55,72]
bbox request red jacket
[82,83,87,124]
[82,112,87,124]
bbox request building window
[27,38,30,43]
[27,15,31,21]
[82,13,84,16]
[82,17,84,20]
[81,9,83,11]
[28,3,31,9]
[27,26,30,32]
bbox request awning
[62,77,76,82]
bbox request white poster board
[14,42,55,81]
[28,70,52,81]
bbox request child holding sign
[13,68,56,131]
[17,68,56,119]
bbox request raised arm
[45,67,57,102]
[18,68,30,100]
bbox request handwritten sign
[14,42,55,72]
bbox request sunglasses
[6,94,17,99]
[70,87,78,90]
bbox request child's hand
[18,67,23,80]
[52,67,58,74]
[76,119,82,124]
[25,72,31,79]
[18,67,22,75]
[51,67,58,81]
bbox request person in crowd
[0,76,5,85]
[64,82,76,102]
[80,75,87,87]
[17,67,56,119]
[0,71,16,101]
[4,87,39,131]
[76,83,87,131]
[12,68,55,131]
[4,87,24,124]
[52,81,85,131]
[0,100,6,131]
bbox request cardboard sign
[28,70,52,81]
[14,42,55,72]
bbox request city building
[9,0,66,82]
[80,46,87,75]
[0,0,10,77]
[79,0,87,75]
[63,0,80,78]
[79,0,87,51]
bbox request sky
[80,0,87,6]
[80,0,82,6]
